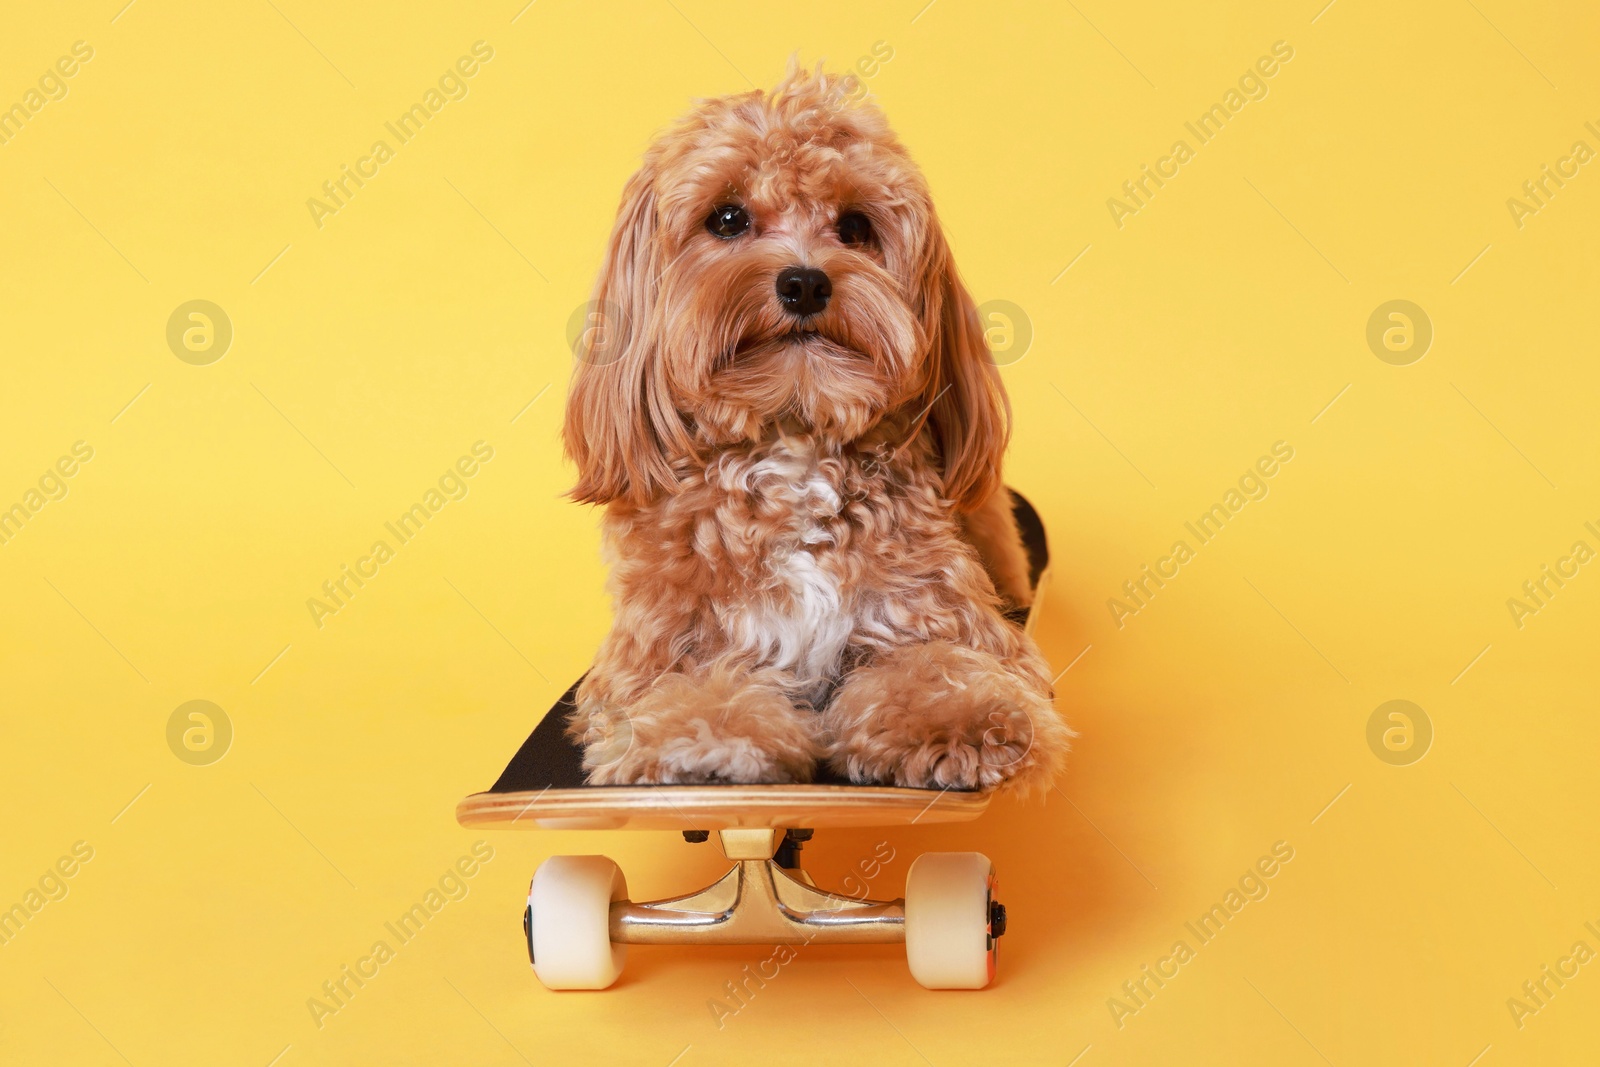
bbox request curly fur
[822,642,1070,795]
[562,63,1070,794]
[581,667,825,785]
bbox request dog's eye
[706,204,750,239]
[837,211,873,246]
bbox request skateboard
[456,489,1050,990]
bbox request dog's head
[565,63,1007,511]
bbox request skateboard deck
[456,782,994,831]
[454,488,1050,830]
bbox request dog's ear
[563,163,684,506]
[914,224,1010,512]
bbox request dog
[561,63,1070,795]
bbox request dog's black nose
[775,266,831,316]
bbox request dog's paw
[821,641,1070,796]
[579,670,822,785]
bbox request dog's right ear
[563,163,682,506]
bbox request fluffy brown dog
[562,65,1070,795]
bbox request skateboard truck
[525,828,1003,990]
[611,829,905,947]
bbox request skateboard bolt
[988,901,1007,939]
[682,830,710,843]
[786,829,814,842]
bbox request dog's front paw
[821,642,1069,795]
[577,670,822,785]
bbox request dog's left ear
[914,224,1010,512]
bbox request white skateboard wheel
[528,855,627,989]
[904,852,999,989]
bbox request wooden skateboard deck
[456,782,993,831]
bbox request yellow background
[2,0,1596,1064]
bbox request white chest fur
[711,436,855,692]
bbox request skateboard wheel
[528,856,627,990]
[904,852,998,989]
